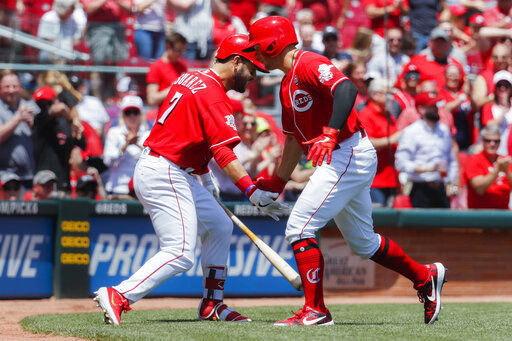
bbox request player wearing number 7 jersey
[245,16,446,326]
[93,34,288,325]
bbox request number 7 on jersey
[157,91,183,125]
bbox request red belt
[147,149,195,174]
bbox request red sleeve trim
[330,77,348,95]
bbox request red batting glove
[256,175,287,194]
[302,126,339,167]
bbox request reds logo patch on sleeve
[318,64,334,83]
[225,114,237,131]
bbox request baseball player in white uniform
[245,16,447,326]
[93,35,286,325]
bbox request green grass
[21,303,512,341]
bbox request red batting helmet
[244,16,298,57]
[216,34,268,73]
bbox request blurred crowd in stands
[1,0,512,210]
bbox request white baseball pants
[286,132,381,259]
[114,150,232,302]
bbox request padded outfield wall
[0,199,511,298]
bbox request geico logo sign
[292,90,313,112]
[89,233,294,278]
[0,234,47,278]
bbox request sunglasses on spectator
[243,121,256,127]
[324,36,337,42]
[124,109,141,116]
[483,138,500,144]
[3,181,20,191]
[388,38,402,42]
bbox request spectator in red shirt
[394,64,420,112]
[212,0,247,49]
[481,70,512,152]
[358,78,401,206]
[146,32,188,106]
[472,43,511,110]
[23,170,58,200]
[465,124,512,209]
[483,0,512,29]
[80,0,132,64]
[439,63,475,151]
[363,0,408,54]
[397,79,456,136]
[346,60,368,109]
[399,27,466,90]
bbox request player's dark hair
[166,32,187,48]
[215,55,251,66]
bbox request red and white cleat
[93,287,131,325]
[198,299,251,322]
[417,262,447,324]
[274,306,334,326]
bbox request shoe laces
[120,299,132,314]
[286,307,307,320]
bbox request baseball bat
[215,198,303,291]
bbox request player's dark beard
[424,106,440,123]
[233,68,248,93]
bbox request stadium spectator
[294,0,335,31]
[481,70,512,154]
[76,172,107,199]
[439,63,475,151]
[106,76,140,120]
[394,64,420,112]
[363,0,408,54]
[133,0,168,60]
[103,96,150,195]
[37,0,84,63]
[169,0,217,60]
[260,0,288,17]
[397,79,456,135]
[322,25,352,73]
[464,13,492,76]
[146,32,187,106]
[483,0,512,29]
[0,70,38,188]
[472,43,511,109]
[346,60,368,109]
[297,24,321,53]
[359,78,401,207]
[23,170,58,200]
[32,86,86,193]
[465,124,512,209]
[395,92,459,208]
[70,74,109,136]
[212,0,247,49]
[38,70,84,140]
[80,0,131,64]
[0,172,21,201]
[293,9,324,53]
[400,27,466,90]
[229,0,258,29]
[367,27,410,85]
[407,0,443,53]
[436,21,469,68]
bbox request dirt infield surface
[3,295,512,340]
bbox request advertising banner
[89,215,301,296]
[0,217,54,298]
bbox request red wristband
[235,175,256,197]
